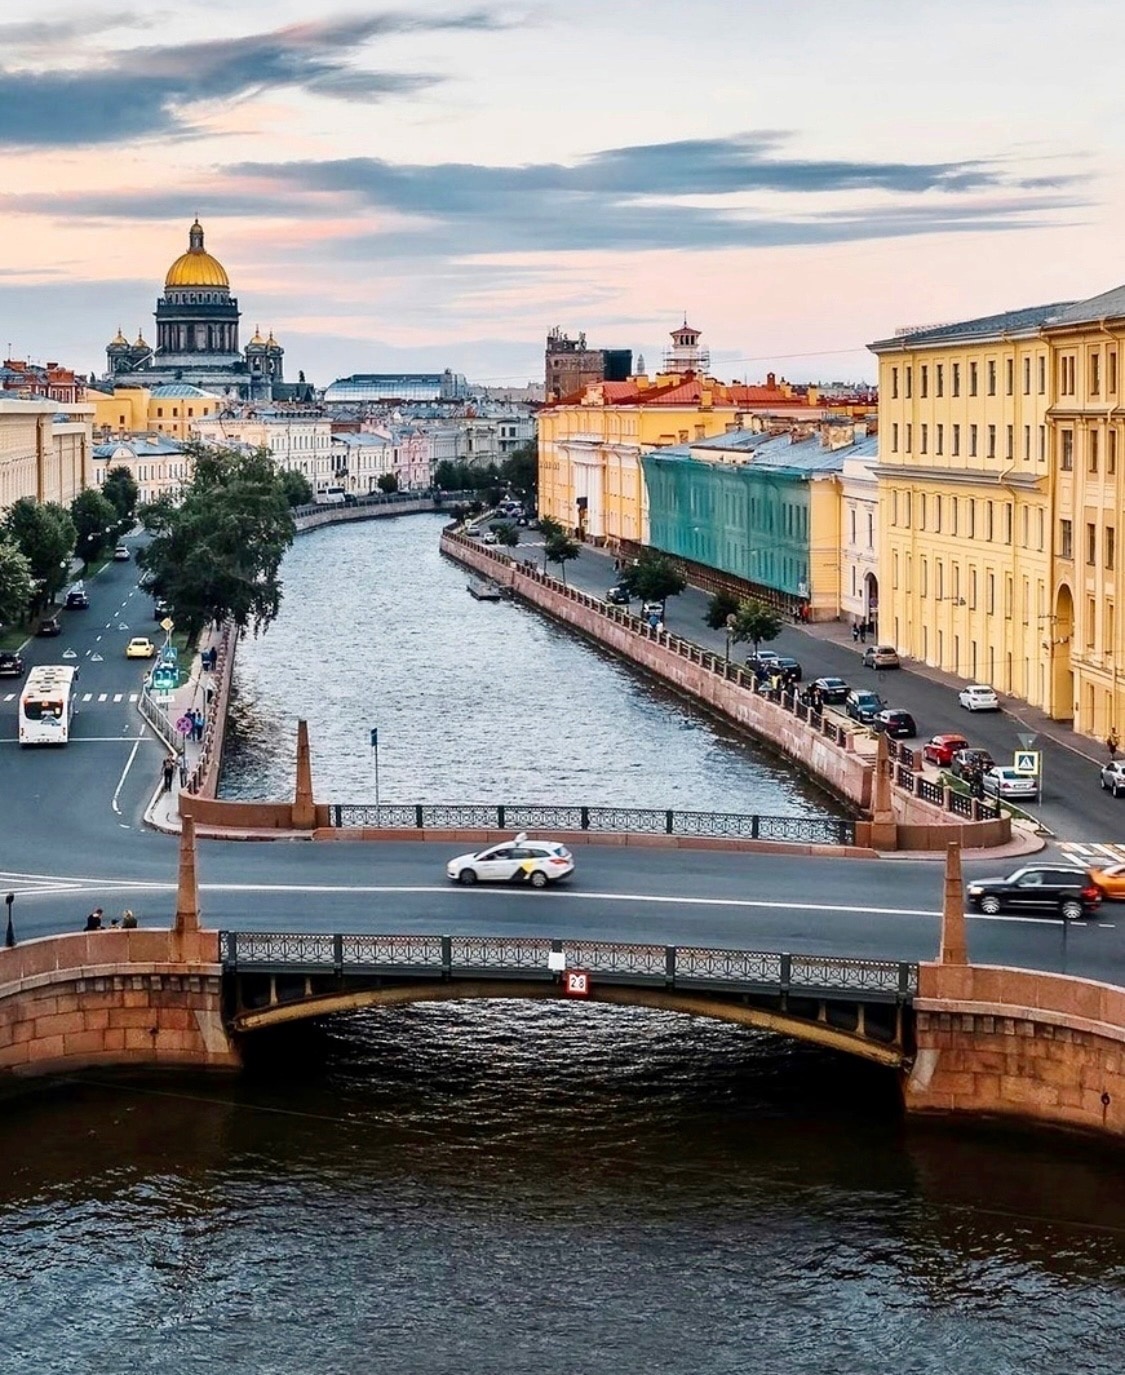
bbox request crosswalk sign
[1013,750,1040,776]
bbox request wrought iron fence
[220,930,918,1001]
[917,777,945,806]
[330,802,856,846]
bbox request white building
[330,432,394,493]
[92,434,189,505]
[194,409,333,489]
[839,433,880,629]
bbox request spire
[189,218,204,252]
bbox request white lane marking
[82,693,92,702]
[1064,843,1095,855]
[95,635,102,643]
[113,693,123,703]
[3,693,12,702]
[111,737,142,816]
[129,693,138,703]
[104,622,112,629]
[97,693,107,702]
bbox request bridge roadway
[2,536,1124,990]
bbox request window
[1023,425,1031,461]
[936,561,944,600]
[1061,429,1074,470]
[905,423,912,453]
[1038,425,1046,462]
[850,508,856,545]
[987,359,996,395]
[952,362,961,397]
[1038,509,1044,550]
[1023,356,1031,395]
[1088,522,1098,565]
[920,423,928,455]
[1006,424,1013,460]
[1111,429,1118,475]
[1087,598,1096,650]
[1022,506,1029,547]
[891,490,899,525]
[936,423,944,455]
[156,407,163,418]
[1038,355,1046,394]
[986,500,994,541]
[867,512,874,548]
[892,422,899,453]
[905,366,912,399]
[1108,527,1116,572]
[1005,358,1013,395]
[969,361,978,396]
[970,424,978,457]
[987,573,995,614]
[891,367,899,399]
[951,497,958,535]
[968,499,976,539]
[921,558,928,597]
[921,364,928,398]
[1091,351,1101,396]
[934,495,942,532]
[936,363,944,397]
[1005,503,1012,544]
[1111,351,1119,395]
[1060,355,1076,394]
[1090,430,1100,474]
[1060,519,1073,559]
[970,568,977,609]
[952,423,961,457]
[892,551,899,589]
[987,424,996,458]
[904,492,912,528]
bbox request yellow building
[87,381,223,441]
[871,307,1058,711]
[0,398,93,511]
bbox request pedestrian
[83,908,103,932]
[859,623,867,644]
[122,909,137,929]
[209,647,218,672]
[177,748,188,787]
[205,684,215,710]
[1109,728,1119,761]
[192,709,204,743]
[161,754,176,792]
[852,622,860,643]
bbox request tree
[621,551,686,615]
[377,472,399,494]
[0,535,34,627]
[493,521,520,549]
[278,468,314,508]
[703,590,740,630]
[136,443,296,644]
[544,531,580,583]
[500,439,537,499]
[729,598,784,657]
[3,498,76,610]
[70,488,119,565]
[101,465,139,534]
[536,515,564,570]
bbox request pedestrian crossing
[1059,842,1125,864]
[2,692,138,704]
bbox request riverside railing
[330,803,856,846]
[220,930,918,1002]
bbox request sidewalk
[144,628,224,832]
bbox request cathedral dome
[164,219,230,290]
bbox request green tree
[101,465,139,534]
[377,472,399,494]
[500,439,537,498]
[278,468,314,508]
[493,521,520,549]
[0,535,34,627]
[70,488,119,565]
[621,551,686,615]
[703,590,740,630]
[136,443,296,643]
[3,498,76,610]
[536,515,564,570]
[729,598,784,657]
[544,531,580,583]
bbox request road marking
[129,693,138,703]
[113,693,123,703]
[111,738,142,816]
[98,693,107,702]
[82,693,92,701]
[3,693,12,702]
[0,736,146,745]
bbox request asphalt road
[531,534,1125,843]
[2,528,1122,989]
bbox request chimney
[766,371,776,389]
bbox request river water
[7,515,1125,1371]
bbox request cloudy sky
[0,0,1122,386]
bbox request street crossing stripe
[83,693,92,701]
[98,693,107,702]
[1060,841,1125,863]
[113,693,122,702]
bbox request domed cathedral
[104,220,293,401]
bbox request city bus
[18,665,79,746]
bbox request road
[2,529,1122,990]
[528,533,1125,843]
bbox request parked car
[445,832,574,888]
[746,649,780,672]
[113,544,131,561]
[463,526,482,538]
[1088,861,1125,899]
[606,585,631,605]
[922,733,970,766]
[0,650,25,677]
[862,645,900,669]
[641,601,664,618]
[36,616,61,637]
[982,766,1039,801]
[950,747,995,779]
[966,865,1101,921]
[844,689,882,724]
[154,599,171,620]
[812,676,849,705]
[772,656,803,682]
[482,530,499,545]
[1099,760,1125,797]
[959,683,1000,711]
[872,708,916,738]
[65,584,89,609]
[125,636,157,659]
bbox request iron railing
[220,931,917,1001]
[330,803,856,846]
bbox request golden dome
[249,325,265,346]
[110,326,128,346]
[134,329,149,348]
[164,219,229,290]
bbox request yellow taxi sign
[160,617,174,633]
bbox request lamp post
[725,612,736,665]
[4,891,14,948]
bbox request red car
[923,733,970,766]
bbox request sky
[1,0,1123,388]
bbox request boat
[467,577,503,601]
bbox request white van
[314,485,347,506]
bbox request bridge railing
[220,931,917,1002]
[329,803,856,847]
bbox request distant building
[0,358,84,405]
[92,434,188,505]
[86,382,224,442]
[193,409,333,489]
[545,328,632,403]
[323,372,468,406]
[0,397,93,510]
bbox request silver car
[1100,759,1125,797]
[982,766,1038,800]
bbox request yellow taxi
[1088,862,1125,900]
[125,637,157,659]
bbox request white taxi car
[446,832,574,888]
[959,683,1000,711]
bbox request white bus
[19,665,79,746]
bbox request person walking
[161,754,176,793]
[1109,728,1119,761]
[177,748,188,788]
[852,622,860,643]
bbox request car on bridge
[606,585,631,605]
[64,585,89,609]
[844,689,882,724]
[872,708,916,739]
[36,615,61,637]
[446,832,574,888]
[922,733,969,766]
[125,637,157,659]
[966,865,1101,921]
[811,676,849,705]
[113,544,131,561]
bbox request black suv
[65,587,89,609]
[873,708,916,738]
[844,689,882,724]
[966,866,1101,921]
[0,650,24,677]
[606,585,630,605]
[812,676,849,704]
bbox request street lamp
[725,612,736,664]
[4,892,14,948]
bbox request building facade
[1,358,84,404]
[0,398,93,510]
[92,435,188,504]
[194,410,333,488]
[839,441,880,629]
[545,328,632,402]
